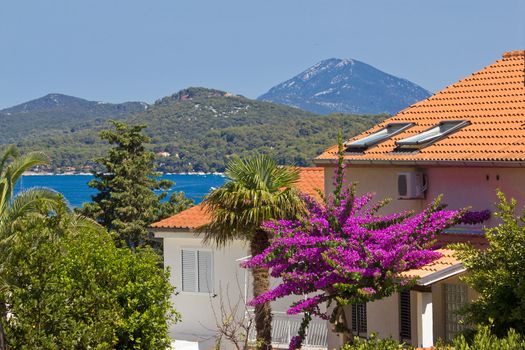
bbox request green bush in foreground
[453,191,525,336]
[447,324,525,350]
[342,334,410,350]
[1,202,178,349]
[341,324,525,350]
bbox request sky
[0,0,524,108]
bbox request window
[444,284,468,341]
[345,123,414,152]
[399,291,411,341]
[395,120,470,150]
[351,303,367,337]
[181,249,213,293]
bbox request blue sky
[1,0,523,108]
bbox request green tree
[81,121,191,248]
[454,191,525,336]
[198,155,305,350]
[1,200,178,349]
[0,145,62,349]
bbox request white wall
[159,232,249,348]
[366,294,400,340]
[157,231,321,350]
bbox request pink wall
[324,165,525,228]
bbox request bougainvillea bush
[243,142,464,349]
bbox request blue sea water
[14,174,226,208]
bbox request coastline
[23,171,225,177]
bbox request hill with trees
[3,88,386,173]
[0,93,147,144]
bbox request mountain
[6,88,386,173]
[258,58,431,115]
[0,93,148,144]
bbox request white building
[151,168,328,350]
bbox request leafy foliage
[0,146,62,237]
[340,324,525,350]
[1,202,177,349]
[453,191,525,336]
[341,334,408,350]
[0,146,63,349]
[8,88,386,173]
[80,121,192,247]
[446,324,525,350]
[243,139,463,349]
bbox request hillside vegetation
[0,93,147,144]
[6,88,386,173]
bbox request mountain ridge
[3,87,386,173]
[258,58,431,115]
[0,93,148,145]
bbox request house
[314,50,525,348]
[151,167,328,350]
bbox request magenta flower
[244,144,463,347]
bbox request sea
[14,174,226,208]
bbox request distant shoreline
[23,171,225,177]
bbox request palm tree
[199,155,305,350]
[0,146,61,349]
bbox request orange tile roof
[294,167,325,202]
[151,167,324,229]
[400,233,487,281]
[400,249,460,280]
[151,203,210,229]
[316,50,525,165]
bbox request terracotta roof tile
[151,167,324,229]
[316,51,525,164]
[150,203,210,229]
[400,233,488,280]
[294,167,324,201]
[400,249,460,280]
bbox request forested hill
[259,58,431,115]
[0,93,148,144]
[6,88,387,173]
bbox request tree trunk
[250,229,272,350]
[0,302,6,350]
[0,321,5,350]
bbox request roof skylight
[345,122,414,152]
[395,120,470,150]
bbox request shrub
[453,191,525,336]
[448,324,525,350]
[1,203,178,349]
[342,334,411,350]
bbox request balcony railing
[247,310,328,349]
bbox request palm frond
[0,188,63,238]
[198,154,304,247]
[0,145,18,176]
[5,151,49,185]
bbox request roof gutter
[314,158,525,168]
[416,263,466,286]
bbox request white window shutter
[181,250,197,292]
[198,251,213,293]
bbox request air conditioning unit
[397,172,427,199]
